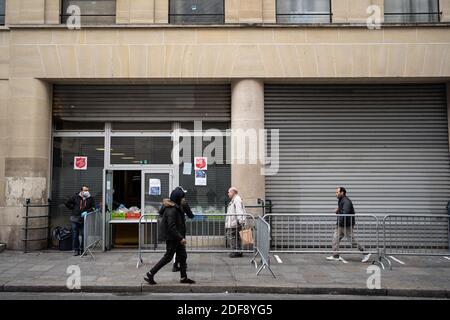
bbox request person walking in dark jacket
[144,187,195,285]
[326,187,371,263]
[171,196,194,272]
[64,185,96,256]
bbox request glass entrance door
[142,169,174,216]
[104,169,114,250]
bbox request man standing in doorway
[225,187,246,258]
[65,185,96,256]
[326,187,371,263]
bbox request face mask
[83,191,90,198]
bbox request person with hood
[171,196,194,272]
[64,185,96,256]
[144,187,196,285]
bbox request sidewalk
[0,250,449,298]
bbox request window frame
[169,0,225,25]
[276,0,333,24]
[60,0,117,25]
[384,0,441,24]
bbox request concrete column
[226,0,265,24]
[332,0,384,23]
[6,0,46,24]
[231,79,265,213]
[0,78,52,250]
[442,0,450,22]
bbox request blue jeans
[71,221,84,252]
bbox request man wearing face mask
[65,185,96,256]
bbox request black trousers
[150,240,187,278]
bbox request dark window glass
[277,0,331,23]
[169,0,224,24]
[0,0,5,25]
[54,120,105,131]
[385,0,439,23]
[61,0,116,24]
[51,137,105,229]
[110,137,173,165]
[179,137,231,213]
[111,122,173,131]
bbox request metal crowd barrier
[137,213,257,268]
[82,209,103,259]
[263,214,382,264]
[251,217,276,278]
[381,214,450,269]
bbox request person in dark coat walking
[144,187,196,285]
[64,185,96,256]
[326,187,371,263]
[171,196,194,272]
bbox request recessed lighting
[111,153,125,156]
[122,157,135,160]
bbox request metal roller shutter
[265,84,450,248]
[53,84,231,122]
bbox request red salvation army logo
[74,157,88,170]
[195,157,207,170]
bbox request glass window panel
[61,0,116,24]
[277,0,331,23]
[178,137,231,213]
[0,0,5,25]
[384,0,439,23]
[51,137,105,229]
[170,0,224,24]
[110,137,173,165]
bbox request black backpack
[157,206,167,242]
[52,226,72,241]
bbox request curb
[1,284,449,298]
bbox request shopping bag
[239,228,254,246]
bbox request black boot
[144,272,157,285]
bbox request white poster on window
[195,170,207,186]
[149,179,161,196]
[183,163,192,175]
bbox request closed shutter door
[53,84,231,122]
[265,84,450,248]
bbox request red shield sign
[74,157,88,170]
[195,157,207,170]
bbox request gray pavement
[0,250,449,298]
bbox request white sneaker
[361,253,372,263]
[326,255,340,261]
[338,257,348,264]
